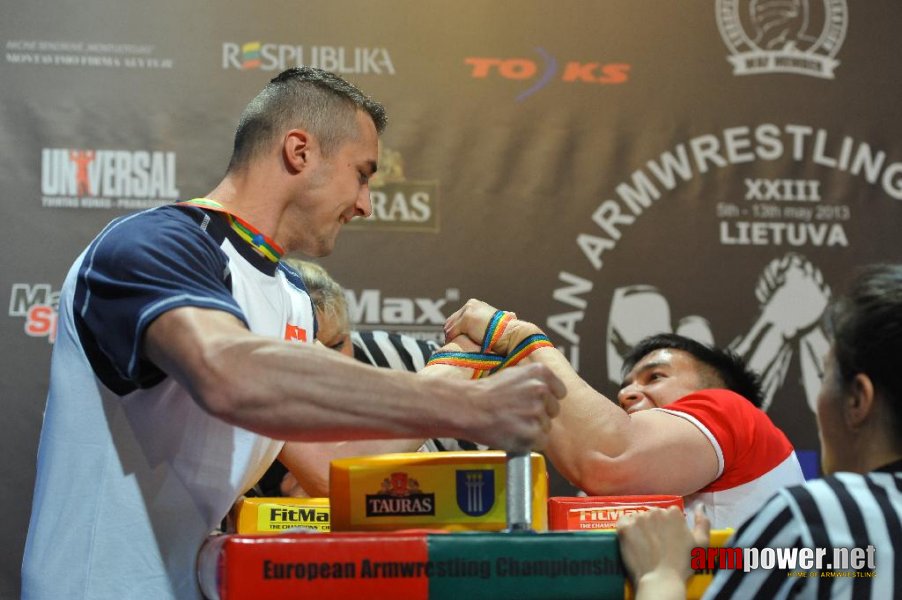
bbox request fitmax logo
[465,47,630,101]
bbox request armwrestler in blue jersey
[22,67,564,600]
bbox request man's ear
[846,373,876,429]
[283,129,312,174]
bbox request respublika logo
[465,48,631,101]
[455,470,495,517]
[716,0,848,78]
[345,144,440,232]
[41,148,179,210]
[222,42,395,74]
[9,284,59,343]
[366,472,435,517]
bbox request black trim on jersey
[175,204,279,276]
[75,307,159,396]
[74,206,245,395]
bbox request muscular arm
[445,300,717,495]
[523,339,718,495]
[144,306,562,449]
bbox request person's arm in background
[276,336,480,497]
[444,299,717,495]
[615,505,710,600]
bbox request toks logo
[716,0,848,78]
[346,144,440,232]
[222,42,395,74]
[41,148,179,210]
[365,472,435,516]
[9,284,59,343]
[465,47,630,101]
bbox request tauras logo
[9,284,59,343]
[366,472,435,517]
[365,495,435,516]
[347,145,440,232]
[222,42,395,74]
[716,0,847,78]
[41,148,178,210]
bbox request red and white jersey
[653,389,805,529]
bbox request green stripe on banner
[427,531,625,599]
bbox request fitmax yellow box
[235,497,330,534]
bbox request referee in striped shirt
[617,264,902,599]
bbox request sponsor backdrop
[2,0,900,596]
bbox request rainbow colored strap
[481,310,515,353]
[492,334,555,372]
[426,351,503,379]
[426,333,554,379]
[179,198,284,263]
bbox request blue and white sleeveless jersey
[22,204,315,600]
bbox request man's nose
[356,186,373,218]
[618,385,642,410]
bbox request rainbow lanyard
[180,198,284,263]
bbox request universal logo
[40,148,179,210]
[716,0,847,79]
[365,472,435,517]
[346,144,439,232]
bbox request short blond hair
[283,259,350,335]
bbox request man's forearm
[146,306,563,452]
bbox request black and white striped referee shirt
[351,330,488,452]
[705,458,901,599]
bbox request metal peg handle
[505,451,532,531]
